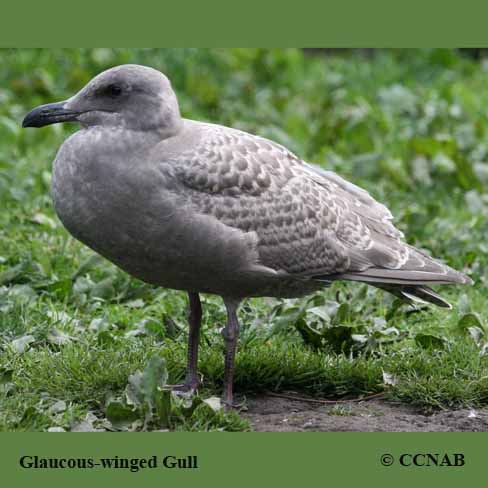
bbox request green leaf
[307,301,339,322]
[154,389,172,429]
[71,412,104,432]
[0,115,20,136]
[432,152,456,174]
[141,356,169,409]
[48,400,67,414]
[457,312,484,331]
[89,317,110,332]
[31,212,57,229]
[322,325,355,353]
[295,319,324,349]
[97,330,116,346]
[465,190,486,215]
[467,326,484,344]
[202,396,222,413]
[457,294,471,315]
[90,277,116,300]
[73,276,94,295]
[106,400,139,430]
[19,406,39,426]
[46,279,72,297]
[10,334,35,353]
[268,305,307,337]
[71,253,104,280]
[0,263,26,286]
[125,371,144,408]
[124,356,169,415]
[175,394,203,419]
[332,303,351,325]
[125,298,145,308]
[415,333,445,350]
[0,368,13,384]
[163,315,178,339]
[47,328,73,346]
[411,155,432,185]
[8,285,37,304]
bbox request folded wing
[174,123,471,305]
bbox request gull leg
[221,298,241,409]
[182,291,203,391]
[171,292,202,393]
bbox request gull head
[22,64,182,136]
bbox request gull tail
[317,247,472,309]
[373,283,453,309]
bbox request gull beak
[22,101,80,128]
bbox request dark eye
[105,84,122,98]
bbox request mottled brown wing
[174,123,296,196]
[174,125,362,275]
[302,163,470,284]
[175,124,468,284]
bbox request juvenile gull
[23,64,472,407]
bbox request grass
[1,48,488,431]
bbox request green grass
[1,48,488,431]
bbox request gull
[22,64,472,407]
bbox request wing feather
[174,123,471,287]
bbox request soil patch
[244,394,488,432]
